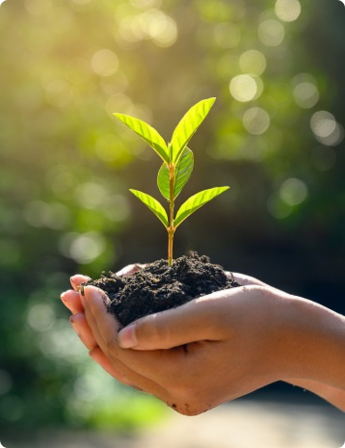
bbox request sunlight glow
[117,9,177,47]
[71,0,92,4]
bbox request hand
[62,273,296,414]
[61,268,345,414]
[116,277,345,411]
[60,269,267,390]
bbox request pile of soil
[83,252,241,327]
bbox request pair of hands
[61,267,345,415]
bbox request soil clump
[83,252,241,327]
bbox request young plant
[114,97,229,266]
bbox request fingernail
[71,274,91,284]
[60,292,67,302]
[70,275,78,286]
[118,324,137,349]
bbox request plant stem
[168,228,174,266]
[168,164,175,266]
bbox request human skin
[61,271,345,415]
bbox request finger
[70,312,98,351]
[231,272,268,287]
[70,274,91,291]
[117,291,226,350]
[61,290,84,314]
[70,309,144,389]
[83,286,119,347]
[116,264,146,277]
[83,286,180,391]
[81,287,139,380]
[89,346,133,386]
[70,310,144,390]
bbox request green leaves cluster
[114,97,229,264]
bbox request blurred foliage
[0,0,344,431]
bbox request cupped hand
[62,271,291,414]
[61,267,345,413]
[60,268,267,391]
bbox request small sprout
[114,98,229,266]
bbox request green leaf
[157,148,194,201]
[129,189,168,229]
[170,97,216,164]
[114,114,170,164]
[174,186,229,228]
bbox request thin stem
[168,229,174,266]
[168,164,175,266]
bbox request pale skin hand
[61,270,345,414]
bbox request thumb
[117,296,218,350]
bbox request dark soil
[83,252,241,327]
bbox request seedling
[114,98,229,266]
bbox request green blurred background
[0,0,344,433]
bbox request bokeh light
[267,193,294,219]
[293,82,319,109]
[243,107,270,135]
[27,303,56,332]
[310,111,344,146]
[91,49,119,77]
[239,50,267,76]
[258,19,285,47]
[59,231,106,264]
[310,111,336,138]
[23,201,70,229]
[230,74,258,102]
[275,0,301,23]
[117,8,177,47]
[279,178,308,206]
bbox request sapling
[114,97,229,266]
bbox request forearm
[278,295,345,390]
